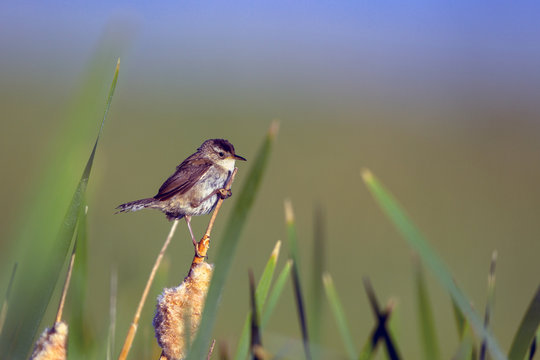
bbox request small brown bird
[116,139,246,251]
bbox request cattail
[31,245,75,360]
[30,321,68,360]
[154,262,213,359]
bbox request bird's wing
[153,157,213,201]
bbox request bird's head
[199,139,246,169]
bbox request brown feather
[154,156,213,201]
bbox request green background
[1,2,539,358]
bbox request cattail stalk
[154,262,213,359]
[155,167,238,359]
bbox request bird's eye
[218,152,225,157]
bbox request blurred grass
[454,323,475,360]
[0,59,120,358]
[234,240,281,360]
[106,268,118,360]
[362,277,402,360]
[261,260,292,330]
[529,327,539,359]
[452,298,467,339]
[1,40,540,359]
[284,199,312,360]
[68,200,95,358]
[414,258,440,360]
[0,263,17,337]
[309,206,326,351]
[508,285,540,360]
[323,273,357,360]
[480,251,497,360]
[248,269,262,359]
[1,115,539,359]
[362,169,508,360]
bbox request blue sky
[1,1,539,109]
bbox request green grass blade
[507,284,540,360]
[480,251,497,360]
[323,273,357,360]
[0,59,120,359]
[234,241,281,360]
[363,278,401,360]
[358,284,379,360]
[248,270,263,358]
[68,202,96,358]
[0,263,17,337]
[358,338,375,360]
[1,40,126,280]
[255,241,281,320]
[452,297,467,339]
[106,268,118,360]
[413,257,440,360]
[453,322,475,360]
[527,326,539,359]
[261,260,292,329]
[310,206,326,350]
[284,199,301,271]
[361,169,506,360]
[188,122,278,360]
[358,341,375,360]
[386,300,400,360]
[284,200,312,360]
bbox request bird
[116,139,246,254]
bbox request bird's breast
[186,165,230,216]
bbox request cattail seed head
[153,262,213,359]
[30,321,68,360]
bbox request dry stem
[118,219,180,360]
[30,247,75,360]
[207,339,216,360]
[56,245,77,323]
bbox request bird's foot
[194,245,205,258]
[193,235,210,259]
[191,236,202,258]
[218,188,232,199]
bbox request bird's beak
[233,154,247,161]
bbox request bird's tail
[116,198,155,213]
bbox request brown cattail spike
[30,321,68,360]
[154,262,213,359]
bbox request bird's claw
[218,188,232,199]
[194,246,204,258]
[193,235,210,259]
[193,244,208,259]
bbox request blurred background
[1,1,540,358]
